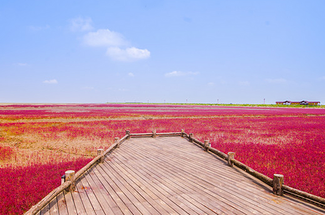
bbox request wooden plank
[139,137,266,190]
[39,204,49,215]
[170,195,208,214]
[89,166,124,215]
[151,137,325,214]
[157,138,325,214]
[131,138,263,191]
[83,169,116,215]
[93,165,132,215]
[97,163,148,215]
[70,182,87,215]
[104,155,175,214]
[80,170,105,215]
[24,181,72,215]
[146,139,301,214]
[99,162,160,215]
[56,192,68,215]
[75,176,96,215]
[112,142,223,214]
[104,156,177,214]
[64,191,77,215]
[103,154,188,214]
[48,197,59,215]
[89,168,123,215]
[104,160,188,214]
[96,165,141,215]
[182,193,226,215]
[116,144,243,214]
[122,140,255,213]
[131,138,280,202]
[122,138,306,214]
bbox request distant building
[276,100,320,105]
[276,101,291,105]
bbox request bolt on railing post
[152,129,157,138]
[273,174,284,196]
[189,133,193,142]
[227,152,235,167]
[97,148,104,163]
[65,170,75,192]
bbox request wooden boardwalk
[38,136,325,215]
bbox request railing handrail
[24,134,129,215]
[182,132,325,207]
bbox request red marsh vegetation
[0,104,325,214]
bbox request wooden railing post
[273,174,284,196]
[204,140,210,151]
[152,129,157,138]
[181,129,185,137]
[227,152,235,167]
[65,170,75,192]
[97,149,104,163]
[189,133,193,142]
[115,137,120,148]
[126,130,130,139]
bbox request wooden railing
[181,131,325,208]
[25,130,325,214]
[24,134,129,215]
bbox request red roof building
[276,100,320,105]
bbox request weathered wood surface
[37,137,325,215]
[185,133,325,205]
[186,134,275,187]
[25,135,129,215]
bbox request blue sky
[1,0,325,104]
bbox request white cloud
[208,82,215,86]
[265,78,287,84]
[43,79,58,84]
[165,71,183,77]
[128,72,135,77]
[70,17,93,32]
[106,47,150,61]
[165,71,199,77]
[80,22,150,62]
[83,29,127,47]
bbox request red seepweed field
[1,103,325,214]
